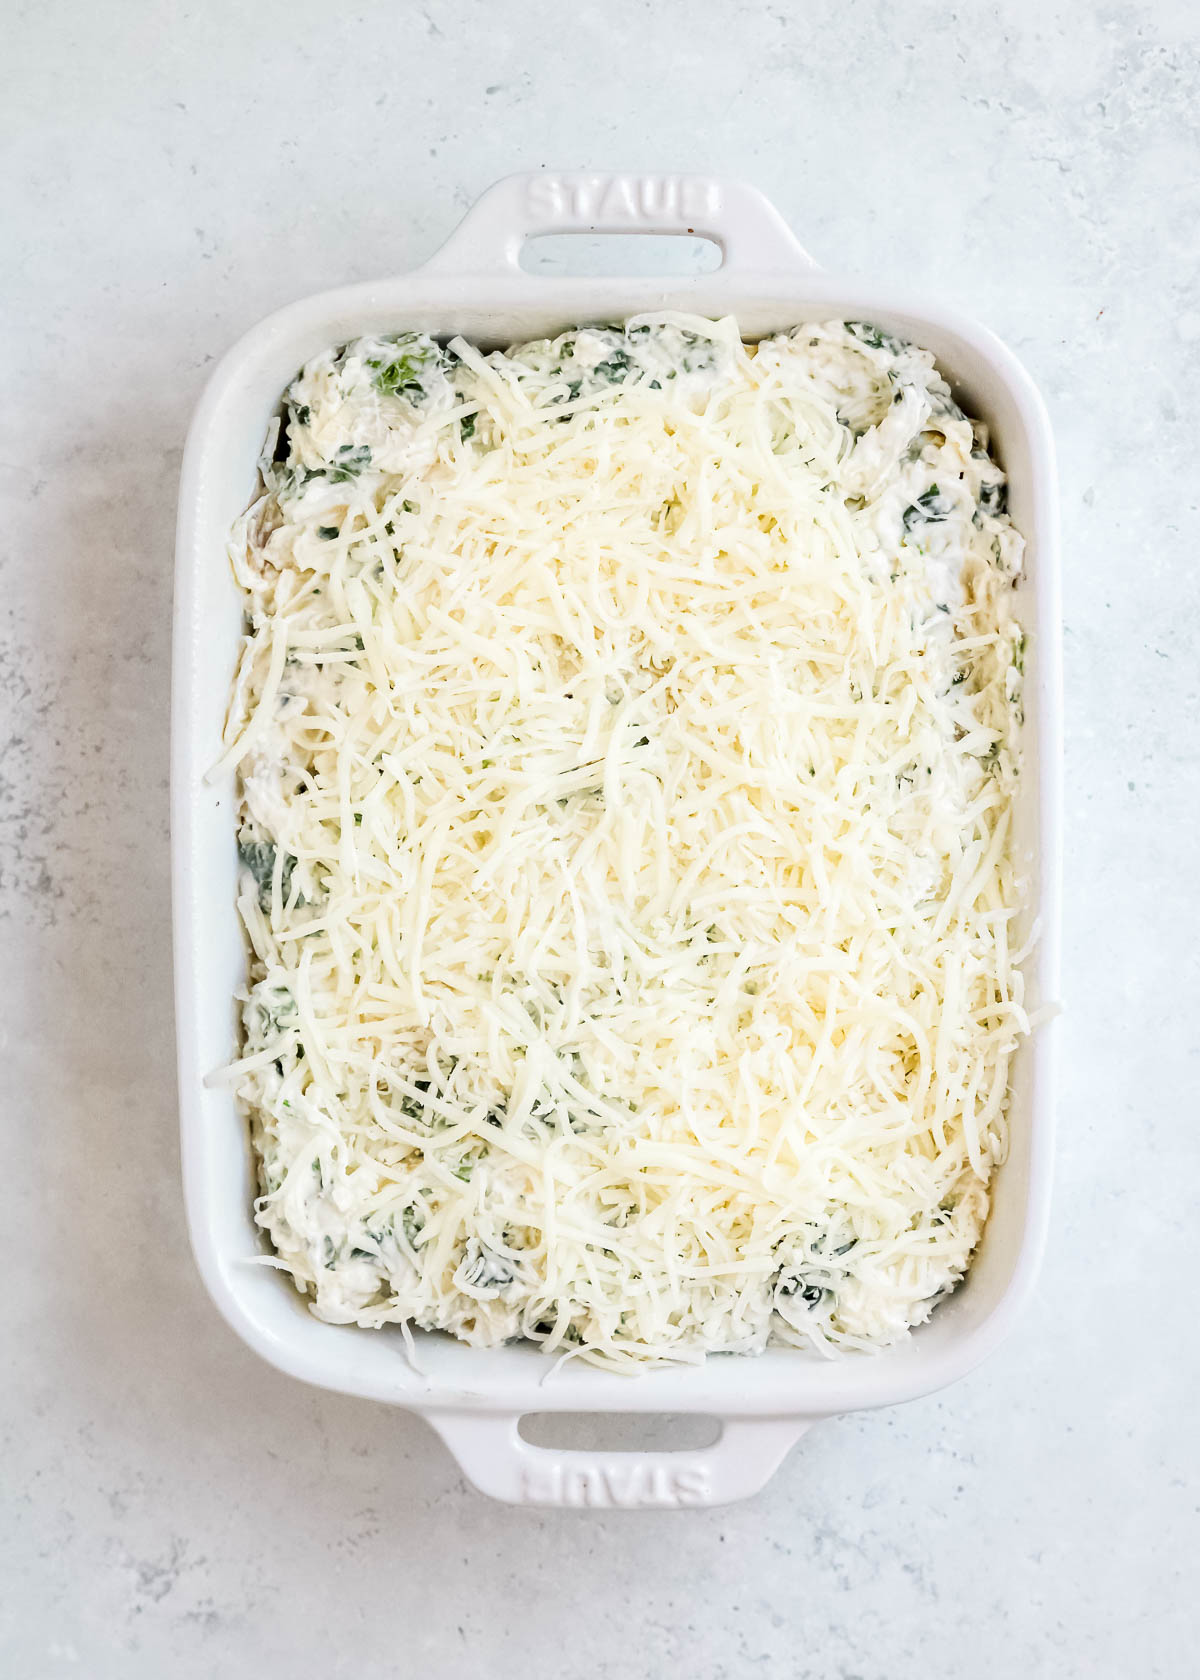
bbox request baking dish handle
[419,172,818,277]
[424,1409,817,1507]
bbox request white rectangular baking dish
[173,172,1061,1508]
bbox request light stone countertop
[3,2,1198,1675]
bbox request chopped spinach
[845,320,906,356]
[401,1203,426,1249]
[329,443,372,482]
[251,984,297,1040]
[396,1056,460,1129]
[902,484,955,533]
[452,1147,485,1183]
[237,838,296,910]
[675,330,721,375]
[365,1212,395,1246]
[591,348,633,384]
[458,1240,515,1294]
[268,462,330,499]
[398,1076,434,1125]
[366,335,444,402]
[775,1268,831,1309]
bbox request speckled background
[3,2,1198,1675]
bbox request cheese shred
[218,314,1028,1367]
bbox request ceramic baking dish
[172,172,1061,1507]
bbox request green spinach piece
[845,320,906,355]
[902,484,954,533]
[367,336,443,401]
[459,1242,515,1293]
[591,348,633,384]
[237,838,296,911]
[329,444,372,482]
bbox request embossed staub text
[524,173,721,226]
[520,1457,712,1508]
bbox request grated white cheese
[217,314,1029,1367]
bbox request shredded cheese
[217,314,1028,1367]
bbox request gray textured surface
[3,1,1198,1675]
